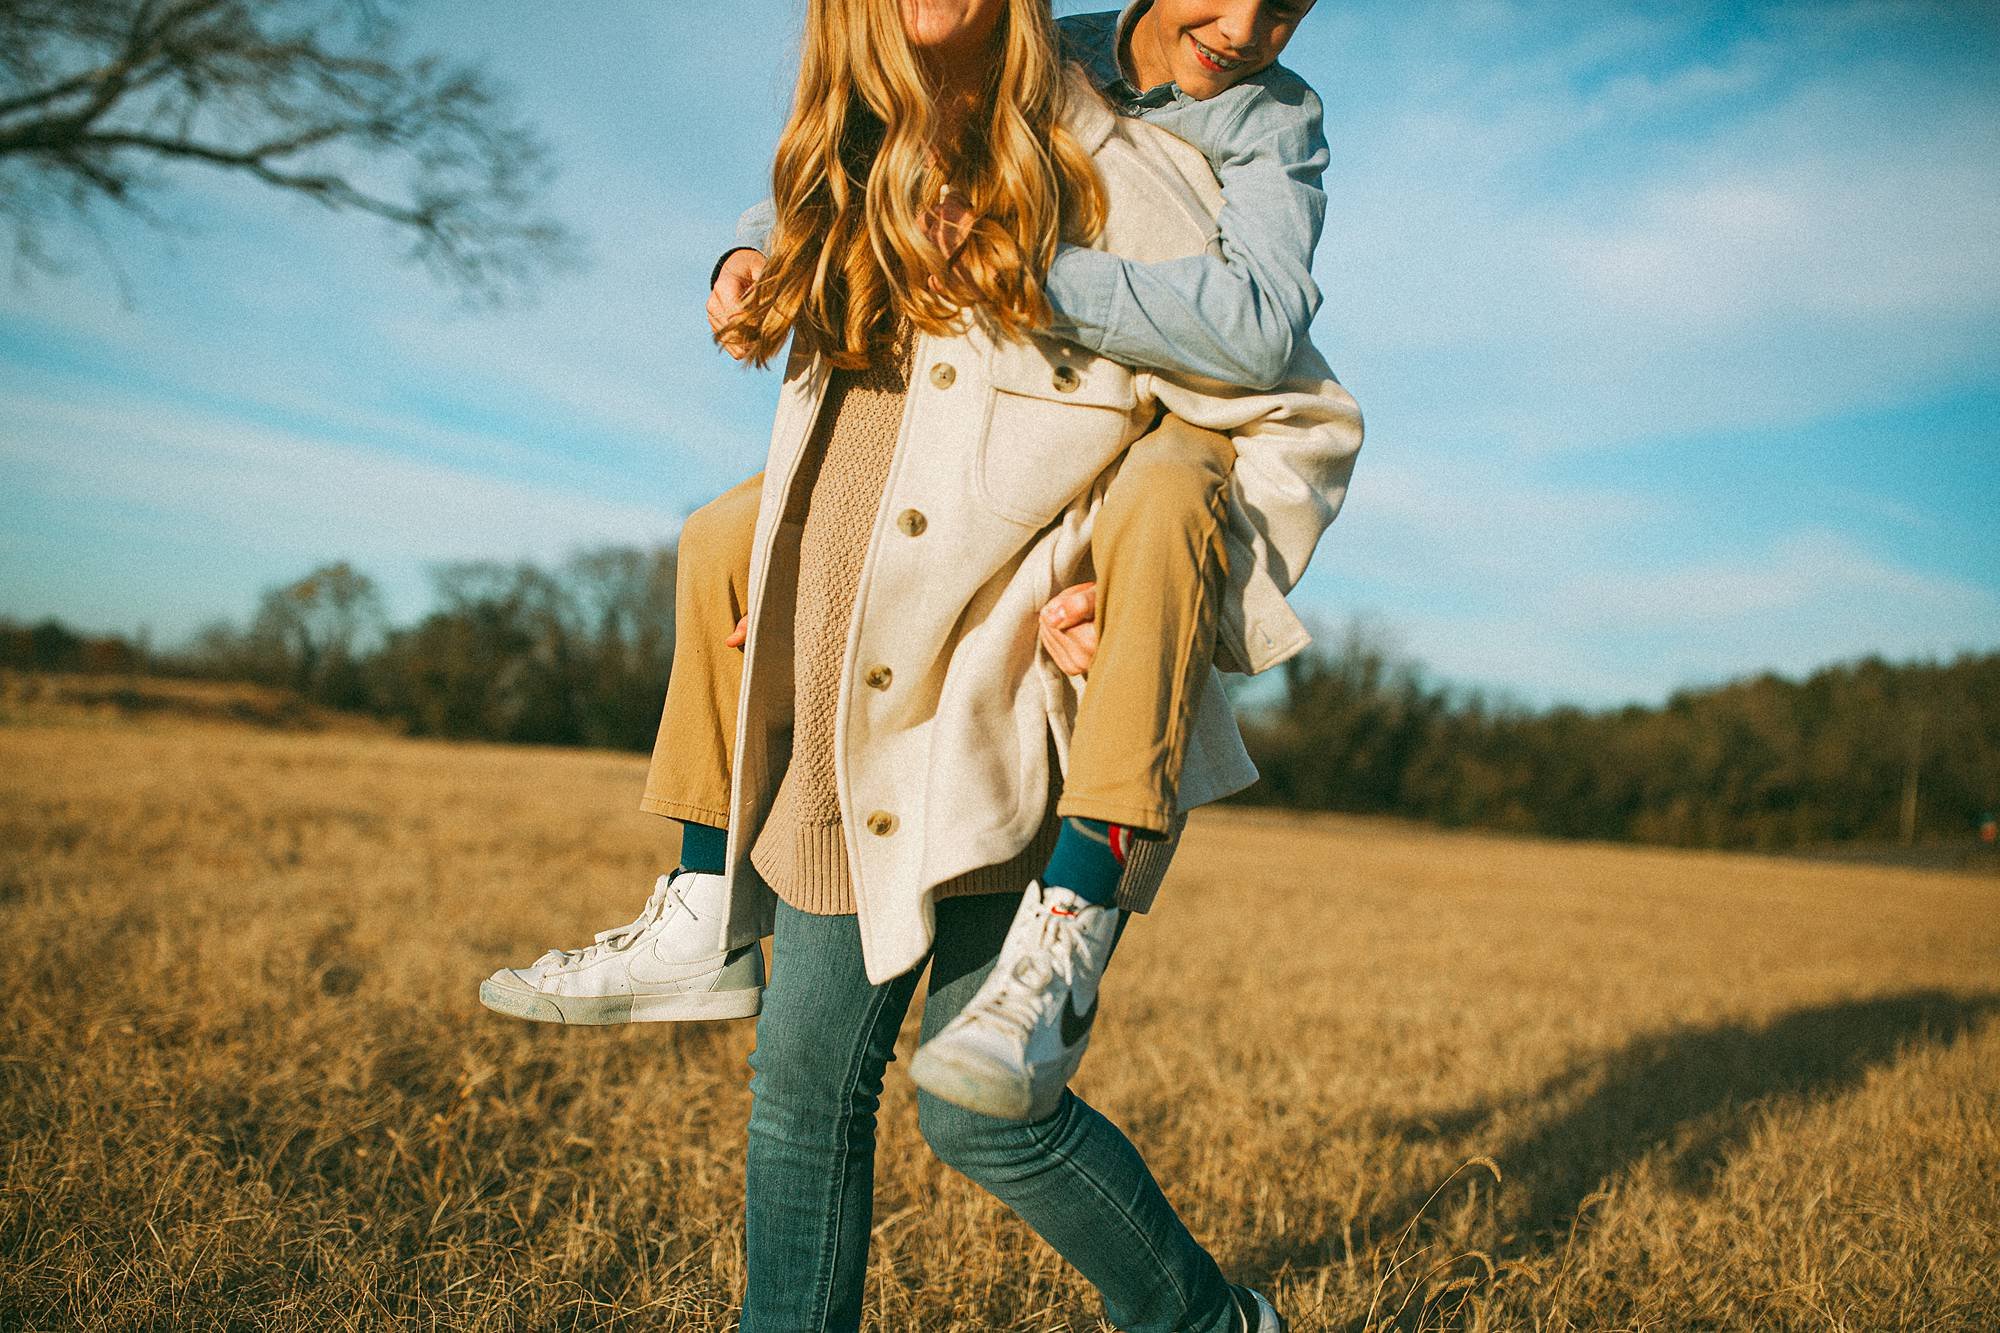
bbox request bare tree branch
[0,0,582,304]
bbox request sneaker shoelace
[537,873,686,971]
[982,955,1057,1041]
[972,899,1090,1042]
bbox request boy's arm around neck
[1046,72,1328,391]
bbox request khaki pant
[639,416,1233,838]
[637,472,762,827]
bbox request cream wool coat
[722,81,1364,984]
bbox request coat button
[929,362,956,389]
[896,508,927,536]
[1051,365,1081,392]
[863,664,893,691]
[866,810,898,836]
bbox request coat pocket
[977,336,1137,528]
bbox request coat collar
[1060,67,1120,156]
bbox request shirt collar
[1093,2,1183,112]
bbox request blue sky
[2,0,1996,707]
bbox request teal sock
[1042,817,1130,906]
[677,821,727,875]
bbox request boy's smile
[1126,0,1316,101]
[1188,36,1249,75]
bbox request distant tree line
[6,558,1996,850]
[1239,622,2000,851]
[2,551,678,752]
[1,618,147,675]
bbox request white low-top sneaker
[909,880,1117,1121]
[478,869,762,1024]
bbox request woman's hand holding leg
[1039,581,1099,675]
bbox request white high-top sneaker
[909,880,1118,1121]
[478,869,762,1024]
[1231,1285,1287,1333]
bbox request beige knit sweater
[750,326,1062,915]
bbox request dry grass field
[4,681,1997,1330]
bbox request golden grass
[3,711,1996,1330]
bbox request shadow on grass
[1238,988,1999,1307]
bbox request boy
[482,0,1345,1123]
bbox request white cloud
[1562,529,1998,632]
[1561,91,2000,330]
[1,149,784,503]
[1321,454,1664,588]
[1312,3,2000,455]
[2,387,685,565]
[1320,527,2000,706]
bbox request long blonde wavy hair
[722,0,1107,368]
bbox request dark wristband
[710,245,760,292]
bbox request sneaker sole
[478,977,763,1025]
[908,1042,1035,1120]
[909,1040,1085,1122]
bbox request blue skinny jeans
[741,893,1239,1333]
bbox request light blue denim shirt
[1048,4,1326,390]
[732,2,1327,391]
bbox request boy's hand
[709,249,767,360]
[1038,582,1099,676]
[924,189,974,258]
[922,188,975,294]
[727,614,748,649]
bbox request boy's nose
[1215,2,1259,50]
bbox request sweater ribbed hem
[751,809,856,916]
[1111,818,1177,914]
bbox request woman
[715,0,1360,1328]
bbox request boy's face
[1130,0,1316,100]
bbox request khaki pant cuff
[637,795,730,828]
[1055,794,1175,837]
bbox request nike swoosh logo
[1060,989,1098,1046]
[626,942,729,986]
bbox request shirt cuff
[735,198,777,252]
[1043,243,1122,351]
